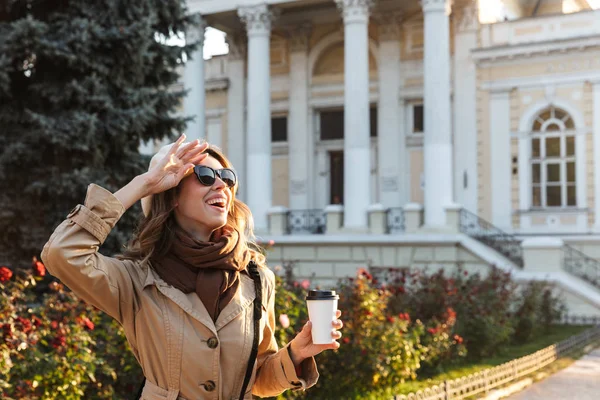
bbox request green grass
[360,325,591,399]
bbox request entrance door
[329,150,344,205]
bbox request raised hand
[144,134,209,196]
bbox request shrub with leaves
[0,260,141,399]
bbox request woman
[41,134,343,400]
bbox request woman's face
[173,155,233,241]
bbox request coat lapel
[215,272,256,331]
[143,264,217,333]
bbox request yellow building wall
[272,156,289,207]
[410,150,424,204]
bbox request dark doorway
[329,151,344,205]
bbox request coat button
[203,380,216,392]
[207,337,219,349]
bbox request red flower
[397,286,406,294]
[342,337,350,344]
[463,270,469,276]
[50,320,59,330]
[453,334,464,344]
[386,316,395,323]
[51,335,66,349]
[17,317,32,334]
[81,317,94,331]
[427,327,439,335]
[300,280,310,290]
[32,257,46,277]
[446,307,457,324]
[32,316,42,328]
[0,266,13,282]
[398,313,411,322]
[357,268,373,281]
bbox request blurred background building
[143,0,600,316]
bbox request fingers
[332,329,342,340]
[296,321,312,340]
[169,134,187,156]
[336,310,341,318]
[332,319,343,330]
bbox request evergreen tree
[0,0,199,265]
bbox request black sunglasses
[193,165,237,188]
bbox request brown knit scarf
[151,225,251,321]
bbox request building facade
[144,0,600,315]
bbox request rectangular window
[320,108,378,140]
[320,110,344,140]
[413,104,424,133]
[271,117,287,142]
[370,108,378,137]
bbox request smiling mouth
[206,199,227,211]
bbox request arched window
[530,106,576,208]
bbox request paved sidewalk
[507,348,600,400]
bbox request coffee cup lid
[306,290,339,300]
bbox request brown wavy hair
[117,145,266,268]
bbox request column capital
[335,0,375,24]
[421,0,451,14]
[453,1,478,33]
[372,11,403,41]
[286,23,312,53]
[238,4,279,37]
[186,14,207,46]
[225,34,247,61]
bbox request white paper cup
[306,290,339,344]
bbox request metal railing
[395,324,600,400]
[286,210,326,234]
[459,209,524,268]
[564,244,600,290]
[387,207,405,234]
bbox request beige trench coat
[41,184,318,400]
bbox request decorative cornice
[335,0,375,24]
[421,0,451,14]
[186,14,207,46]
[238,4,279,37]
[287,23,312,53]
[206,79,229,92]
[473,36,600,64]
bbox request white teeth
[207,198,226,207]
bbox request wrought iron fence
[395,324,600,400]
[286,210,326,234]
[459,209,524,268]
[387,207,405,234]
[563,244,600,290]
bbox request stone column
[593,82,600,231]
[238,4,277,232]
[183,16,207,142]
[489,89,512,230]
[225,35,247,201]
[421,0,454,228]
[287,24,312,211]
[335,0,373,231]
[453,2,479,214]
[375,13,404,208]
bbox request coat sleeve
[41,183,139,325]
[251,269,319,398]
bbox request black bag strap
[239,260,262,400]
[136,261,262,400]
